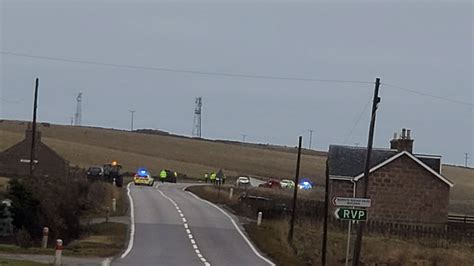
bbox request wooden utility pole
[321,159,330,265]
[30,78,39,177]
[351,78,381,266]
[288,136,302,243]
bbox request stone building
[328,129,453,226]
[0,128,69,178]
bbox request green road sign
[334,208,367,221]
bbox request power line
[343,98,372,144]
[382,83,473,107]
[3,51,471,107]
[0,51,373,84]
[0,97,22,104]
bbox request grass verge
[0,258,50,266]
[65,222,127,257]
[0,222,127,258]
[187,185,474,265]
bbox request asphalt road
[113,183,274,266]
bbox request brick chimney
[390,128,414,153]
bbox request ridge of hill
[0,119,472,214]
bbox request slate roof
[328,145,441,177]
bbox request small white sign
[20,159,39,163]
[332,197,371,208]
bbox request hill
[0,120,472,214]
[0,120,326,181]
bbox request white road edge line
[157,188,211,266]
[120,182,135,259]
[185,189,275,266]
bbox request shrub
[8,175,114,244]
[16,228,33,248]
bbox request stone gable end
[359,154,450,225]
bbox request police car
[134,168,155,186]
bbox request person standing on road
[204,173,209,183]
[160,169,167,183]
[210,172,216,184]
[216,169,225,185]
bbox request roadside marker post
[41,227,49,249]
[112,198,117,212]
[229,188,234,200]
[54,239,63,266]
[257,212,262,226]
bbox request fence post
[229,188,234,200]
[42,227,49,249]
[112,198,117,212]
[54,239,63,266]
[257,211,263,226]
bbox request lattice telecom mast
[192,97,202,138]
[74,92,82,126]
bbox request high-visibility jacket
[210,173,216,180]
[160,170,167,179]
[204,173,209,178]
[174,172,178,177]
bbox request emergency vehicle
[134,168,155,186]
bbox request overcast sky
[0,0,472,165]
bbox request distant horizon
[1,118,471,168]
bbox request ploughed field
[0,120,472,214]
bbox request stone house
[328,129,453,226]
[0,128,69,178]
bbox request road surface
[113,183,273,266]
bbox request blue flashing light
[137,168,149,177]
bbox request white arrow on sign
[333,197,371,208]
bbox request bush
[16,228,32,248]
[8,175,114,244]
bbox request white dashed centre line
[157,187,211,266]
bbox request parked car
[236,176,251,186]
[280,179,295,189]
[258,180,282,189]
[86,166,104,181]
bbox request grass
[81,182,128,219]
[247,219,474,265]
[190,185,474,265]
[65,222,127,257]
[0,222,127,258]
[0,258,49,266]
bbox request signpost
[333,196,371,265]
[332,197,371,208]
[335,208,368,221]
